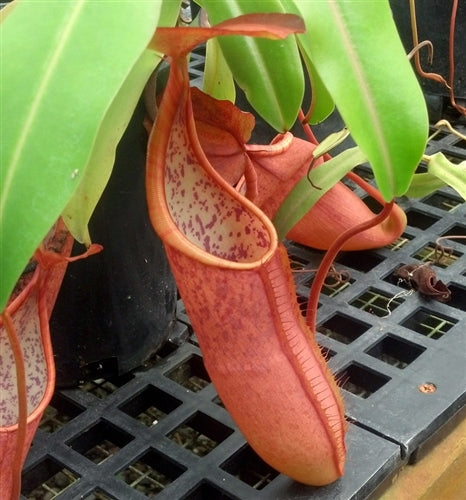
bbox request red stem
[298,109,327,152]
[306,201,395,330]
[448,0,466,115]
[1,309,27,499]
[448,0,457,91]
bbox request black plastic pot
[49,100,177,387]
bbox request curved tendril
[306,201,395,330]
[434,235,466,264]
[409,0,450,88]
[409,0,465,115]
[407,40,434,64]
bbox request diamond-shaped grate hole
[167,411,234,457]
[39,393,84,433]
[412,244,461,268]
[67,420,133,464]
[337,363,391,399]
[401,309,458,339]
[117,449,186,496]
[405,209,440,230]
[119,385,182,427]
[317,313,370,344]
[165,354,210,392]
[82,489,117,499]
[183,481,237,500]
[351,288,403,317]
[386,233,414,251]
[422,192,462,212]
[366,335,426,369]
[221,445,279,490]
[336,251,385,272]
[445,283,466,311]
[79,373,133,399]
[22,457,80,499]
[441,224,466,243]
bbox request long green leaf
[273,147,368,239]
[292,0,429,200]
[200,0,305,131]
[0,0,162,311]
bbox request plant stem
[298,109,324,151]
[346,171,385,203]
[1,309,27,500]
[306,200,394,330]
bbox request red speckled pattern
[166,107,271,262]
[0,284,46,427]
[167,243,346,485]
[146,56,347,485]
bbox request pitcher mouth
[148,64,278,271]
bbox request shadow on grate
[22,130,465,499]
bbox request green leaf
[404,173,446,198]
[0,0,162,311]
[426,152,466,200]
[273,147,368,239]
[200,0,305,131]
[203,38,236,102]
[300,48,335,124]
[291,0,429,200]
[279,0,334,124]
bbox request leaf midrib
[328,1,394,194]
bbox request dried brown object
[394,264,451,302]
